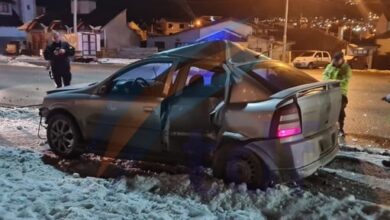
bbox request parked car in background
[39,41,341,189]
[293,50,332,69]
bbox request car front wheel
[47,114,82,158]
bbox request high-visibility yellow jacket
[323,63,352,96]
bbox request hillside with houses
[0,0,389,69]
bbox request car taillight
[272,102,302,138]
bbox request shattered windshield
[240,60,318,92]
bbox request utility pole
[73,0,78,34]
[282,0,289,62]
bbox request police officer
[323,52,352,137]
[44,32,75,88]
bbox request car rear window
[240,61,318,93]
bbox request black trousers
[339,95,348,131]
[52,67,72,88]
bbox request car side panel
[222,100,279,139]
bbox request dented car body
[40,41,341,188]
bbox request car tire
[212,145,270,189]
[47,114,83,159]
[308,63,314,69]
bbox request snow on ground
[97,58,139,65]
[0,55,10,62]
[322,167,390,191]
[0,107,390,219]
[3,145,389,220]
[6,60,43,68]
[13,55,43,61]
[0,107,43,148]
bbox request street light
[73,0,78,34]
[282,0,289,63]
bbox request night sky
[37,0,390,20]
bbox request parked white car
[293,51,332,69]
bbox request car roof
[150,40,267,64]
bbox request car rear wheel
[212,145,270,189]
[308,63,314,69]
[47,114,82,158]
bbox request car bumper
[39,107,49,118]
[246,126,339,183]
[293,62,309,68]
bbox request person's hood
[47,82,97,94]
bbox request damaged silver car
[39,41,341,188]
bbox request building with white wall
[13,0,36,23]
[0,0,33,53]
[148,19,253,51]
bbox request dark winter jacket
[44,41,75,71]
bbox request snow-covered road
[0,107,390,219]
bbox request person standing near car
[44,32,75,88]
[323,52,352,137]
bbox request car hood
[47,82,97,94]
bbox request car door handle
[143,106,154,112]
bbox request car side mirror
[97,84,109,95]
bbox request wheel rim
[50,119,75,154]
[227,159,254,184]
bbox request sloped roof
[81,1,126,27]
[151,18,250,38]
[153,40,265,64]
[32,11,88,27]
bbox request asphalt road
[0,63,119,106]
[305,69,390,145]
[0,63,389,145]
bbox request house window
[179,24,185,29]
[27,5,31,10]
[0,3,11,15]
[168,23,173,29]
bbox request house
[147,18,253,51]
[20,1,151,58]
[373,31,390,69]
[346,42,378,69]
[12,0,36,23]
[0,0,36,54]
[247,35,294,61]
[18,11,80,55]
[77,6,142,58]
[153,18,191,35]
[376,31,390,56]
[375,12,390,35]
